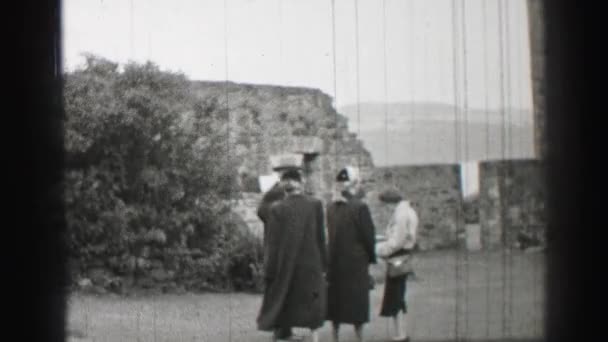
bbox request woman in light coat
[375,190,418,342]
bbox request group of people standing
[256,166,419,342]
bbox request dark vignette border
[9,0,67,341]
[543,0,588,342]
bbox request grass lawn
[68,249,544,342]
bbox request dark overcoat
[256,193,328,331]
[257,184,286,283]
[326,192,377,324]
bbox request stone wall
[191,81,374,196]
[215,159,548,253]
[363,164,464,250]
[479,159,547,249]
[233,164,463,251]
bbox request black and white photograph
[58,0,551,341]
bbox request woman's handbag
[386,253,414,278]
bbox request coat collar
[332,189,361,203]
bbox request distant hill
[339,102,536,165]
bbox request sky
[63,0,533,111]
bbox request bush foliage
[64,55,262,293]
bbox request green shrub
[64,55,241,291]
[226,227,265,293]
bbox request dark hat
[336,169,349,182]
[336,166,360,182]
[379,188,403,203]
[280,168,302,182]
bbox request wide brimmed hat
[270,153,303,172]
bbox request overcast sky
[63,0,533,112]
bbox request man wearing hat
[256,173,292,340]
[326,166,377,342]
[256,166,327,342]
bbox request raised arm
[257,184,284,222]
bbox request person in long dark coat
[256,181,294,340]
[326,166,377,342]
[256,168,327,342]
[257,181,286,288]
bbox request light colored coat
[376,201,418,258]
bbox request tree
[64,55,243,290]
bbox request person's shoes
[274,328,294,341]
[391,336,410,342]
[274,337,301,342]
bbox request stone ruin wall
[479,159,547,249]
[364,164,464,251]
[198,81,547,251]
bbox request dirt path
[68,249,544,341]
